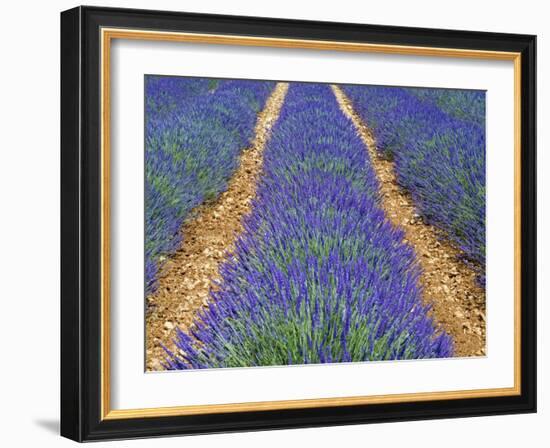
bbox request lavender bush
[145,77,274,295]
[341,85,486,280]
[406,87,486,128]
[166,83,452,369]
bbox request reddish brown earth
[145,83,289,371]
[332,85,486,357]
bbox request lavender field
[145,76,274,296]
[145,76,486,371]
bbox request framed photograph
[60,5,536,442]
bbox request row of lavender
[341,85,486,280]
[166,83,452,369]
[145,76,274,296]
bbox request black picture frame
[61,5,536,442]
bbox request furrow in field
[331,84,486,357]
[146,82,289,370]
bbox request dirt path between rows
[332,85,486,357]
[146,82,290,371]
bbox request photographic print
[144,76,486,371]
